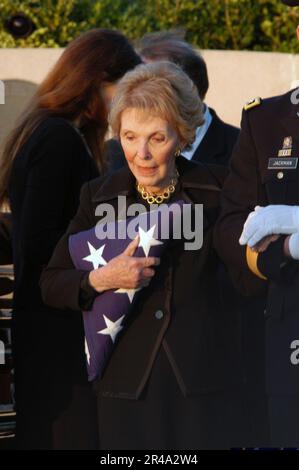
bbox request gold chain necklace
[136,170,179,205]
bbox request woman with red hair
[0,28,140,450]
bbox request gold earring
[174,148,181,158]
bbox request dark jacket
[214,90,299,395]
[191,108,239,166]
[40,156,243,399]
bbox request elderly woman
[40,62,247,450]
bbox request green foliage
[0,0,93,47]
[0,0,299,52]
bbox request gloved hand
[239,205,299,247]
[288,233,299,260]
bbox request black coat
[8,117,99,449]
[191,108,239,166]
[40,157,247,449]
[214,90,299,397]
[41,157,243,395]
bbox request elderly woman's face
[120,108,180,193]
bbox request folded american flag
[69,201,184,381]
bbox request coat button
[277,171,284,180]
[155,310,164,320]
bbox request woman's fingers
[123,235,140,256]
[142,267,155,278]
[114,240,161,289]
[136,261,160,288]
[139,256,160,267]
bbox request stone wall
[0,48,298,147]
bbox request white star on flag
[85,337,90,365]
[138,224,163,257]
[97,314,124,343]
[83,242,107,269]
[115,287,141,303]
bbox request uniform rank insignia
[278,136,292,157]
[244,97,261,111]
[268,135,298,170]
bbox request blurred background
[1,0,299,147]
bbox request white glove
[239,205,299,248]
[288,233,299,260]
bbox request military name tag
[268,157,298,169]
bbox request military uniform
[214,90,299,446]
